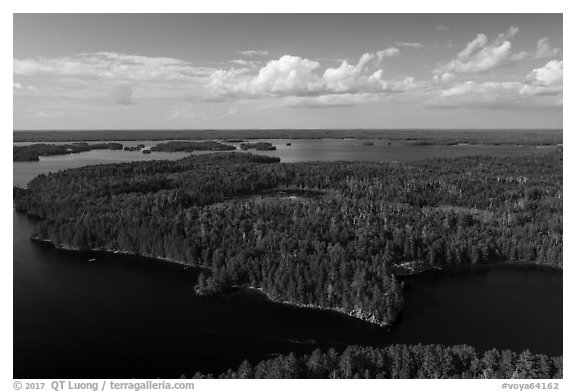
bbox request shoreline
[29,233,392,327]
[30,235,195,268]
[28,231,562,328]
[13,138,562,148]
[392,258,563,278]
[242,287,391,328]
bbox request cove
[13,210,562,378]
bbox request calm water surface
[13,139,558,187]
[13,140,562,378]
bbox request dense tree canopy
[150,141,236,152]
[13,151,562,326]
[190,344,562,379]
[13,142,124,161]
[240,142,277,151]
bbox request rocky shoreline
[244,287,393,327]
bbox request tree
[237,360,254,379]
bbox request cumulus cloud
[427,60,562,109]
[208,56,320,98]
[206,53,412,104]
[521,60,563,97]
[433,72,455,84]
[526,60,563,86]
[238,50,269,57]
[435,27,560,76]
[435,26,518,75]
[511,38,561,61]
[534,38,561,58]
[376,47,400,60]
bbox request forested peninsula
[13,151,562,327]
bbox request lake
[13,140,563,378]
[13,139,559,187]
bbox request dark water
[13,141,563,378]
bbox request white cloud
[230,59,259,68]
[206,53,411,103]
[13,82,35,91]
[376,47,400,60]
[13,52,214,81]
[435,26,518,74]
[322,53,375,93]
[436,25,451,31]
[511,38,561,61]
[521,60,563,97]
[535,38,561,59]
[238,50,269,57]
[427,60,562,109]
[435,27,560,75]
[208,56,321,98]
[526,60,563,87]
[13,52,218,105]
[393,41,424,49]
[285,93,380,108]
[433,72,455,84]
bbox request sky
[13,14,563,130]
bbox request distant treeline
[190,344,562,379]
[240,142,276,151]
[13,142,124,161]
[150,141,236,152]
[13,129,563,145]
[13,151,562,326]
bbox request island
[13,150,562,328]
[123,145,143,151]
[240,142,277,151]
[13,142,124,162]
[150,141,236,152]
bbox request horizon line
[13,128,564,132]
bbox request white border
[4,3,571,391]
